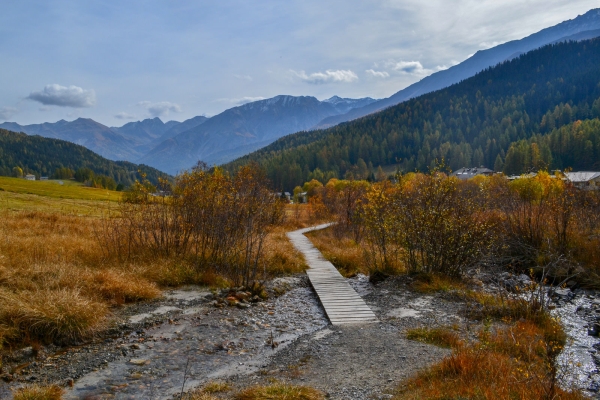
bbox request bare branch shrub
[96,164,285,287]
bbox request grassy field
[0,176,122,201]
[0,180,310,346]
[0,176,121,215]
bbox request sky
[0,0,598,126]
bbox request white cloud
[384,60,448,77]
[0,106,18,120]
[114,111,136,120]
[233,74,253,81]
[291,69,358,84]
[138,101,182,118]
[27,84,96,108]
[365,69,390,78]
[215,96,266,105]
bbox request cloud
[114,111,137,120]
[365,69,390,78]
[215,96,266,105]
[138,101,182,118]
[27,84,96,108]
[233,74,253,81]
[291,69,358,84]
[384,60,448,77]
[0,106,18,120]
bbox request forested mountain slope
[313,8,600,129]
[0,129,170,186]
[227,39,600,190]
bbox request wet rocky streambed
[1,272,600,399]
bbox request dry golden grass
[263,224,309,277]
[185,391,219,400]
[282,203,326,230]
[396,289,579,400]
[411,273,465,293]
[396,321,582,400]
[0,203,311,346]
[12,384,63,400]
[305,227,367,277]
[0,210,205,345]
[235,383,324,400]
[200,380,231,393]
[406,326,462,348]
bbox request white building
[565,172,600,190]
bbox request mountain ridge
[313,8,600,129]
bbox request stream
[554,292,600,397]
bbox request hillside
[139,95,376,175]
[227,39,600,190]
[313,8,600,129]
[0,128,170,186]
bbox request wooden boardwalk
[287,224,378,325]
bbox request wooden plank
[288,224,378,326]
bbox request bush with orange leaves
[97,163,286,288]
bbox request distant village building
[40,176,48,181]
[451,167,494,181]
[297,192,308,204]
[274,192,292,201]
[565,172,600,190]
[24,174,35,181]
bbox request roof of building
[565,172,600,183]
[451,167,494,179]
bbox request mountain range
[1,9,599,176]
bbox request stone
[129,359,149,366]
[553,288,572,299]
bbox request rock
[588,323,600,337]
[566,280,578,288]
[129,359,149,366]
[235,292,250,301]
[237,303,250,309]
[517,274,531,283]
[226,297,239,306]
[552,288,572,299]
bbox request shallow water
[554,295,600,397]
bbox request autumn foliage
[97,163,285,287]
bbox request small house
[451,166,494,181]
[565,172,600,190]
[24,174,35,181]
[40,176,48,181]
